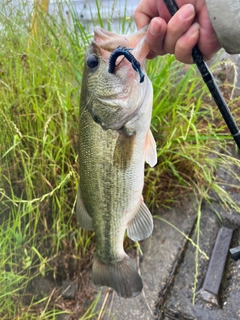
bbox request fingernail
[179,4,195,21]
[190,23,200,38]
[149,19,162,36]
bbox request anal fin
[127,201,153,241]
[76,184,94,230]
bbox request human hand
[134,0,221,63]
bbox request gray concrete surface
[162,154,240,320]
[92,151,240,320]
[92,198,197,319]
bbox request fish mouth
[90,27,151,131]
[93,26,150,66]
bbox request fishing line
[108,46,145,83]
[163,0,240,149]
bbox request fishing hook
[108,46,145,83]
[164,0,240,149]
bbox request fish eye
[86,54,99,70]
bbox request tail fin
[92,254,143,298]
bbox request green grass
[1,0,240,318]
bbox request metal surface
[199,227,234,306]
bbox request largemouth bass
[77,26,157,298]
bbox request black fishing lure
[108,46,145,83]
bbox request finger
[174,23,200,64]
[146,17,167,57]
[198,26,222,61]
[134,11,151,30]
[134,3,154,29]
[163,4,195,54]
[134,0,161,30]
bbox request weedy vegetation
[1,0,240,318]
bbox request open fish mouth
[83,26,151,131]
[93,26,150,66]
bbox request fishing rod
[164,0,240,262]
[164,0,240,150]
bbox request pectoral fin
[127,201,153,241]
[144,129,157,167]
[76,185,94,230]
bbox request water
[49,0,140,33]
[1,0,140,33]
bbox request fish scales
[79,110,143,260]
[77,26,157,298]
